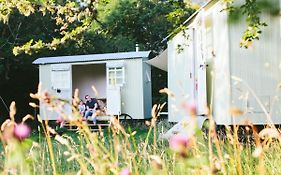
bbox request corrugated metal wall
[120,59,145,119]
[210,2,232,125]
[229,1,281,124]
[142,61,152,119]
[168,28,196,122]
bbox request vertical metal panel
[39,64,72,120]
[168,28,196,122]
[229,1,281,124]
[211,2,232,125]
[39,65,57,120]
[142,61,152,119]
[195,12,208,115]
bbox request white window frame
[107,66,125,86]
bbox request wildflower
[14,123,31,140]
[159,88,174,97]
[212,157,221,173]
[9,101,16,120]
[252,146,263,158]
[91,85,99,98]
[228,107,243,116]
[119,168,132,175]
[1,120,15,142]
[30,93,39,99]
[145,120,151,126]
[169,134,190,157]
[150,155,163,169]
[22,114,34,123]
[29,102,38,108]
[42,91,51,104]
[55,135,69,145]
[183,101,197,115]
[72,88,80,107]
[56,116,64,125]
[258,128,281,139]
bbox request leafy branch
[224,0,268,48]
[0,0,98,56]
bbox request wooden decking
[61,114,133,132]
[63,115,112,132]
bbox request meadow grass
[0,88,280,175]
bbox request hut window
[107,67,125,86]
[51,65,71,90]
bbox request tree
[99,0,195,52]
[0,0,99,120]
[96,0,195,106]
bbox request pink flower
[42,91,51,104]
[169,134,190,157]
[183,101,197,115]
[14,123,31,140]
[56,116,64,124]
[56,116,65,128]
[119,168,132,175]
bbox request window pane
[116,78,123,84]
[109,78,115,85]
[109,71,115,78]
[116,70,123,77]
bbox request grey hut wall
[120,58,151,119]
[142,61,152,118]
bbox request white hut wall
[39,64,73,120]
[204,2,232,125]
[168,28,196,122]
[228,1,281,124]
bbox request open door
[106,64,124,115]
[106,86,121,115]
[51,64,72,116]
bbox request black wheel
[119,113,133,120]
[201,119,210,139]
[117,113,133,125]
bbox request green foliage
[0,0,98,80]
[94,0,195,106]
[101,0,194,52]
[225,0,278,48]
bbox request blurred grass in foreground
[0,86,280,175]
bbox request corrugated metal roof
[33,51,151,65]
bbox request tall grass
[0,85,280,175]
